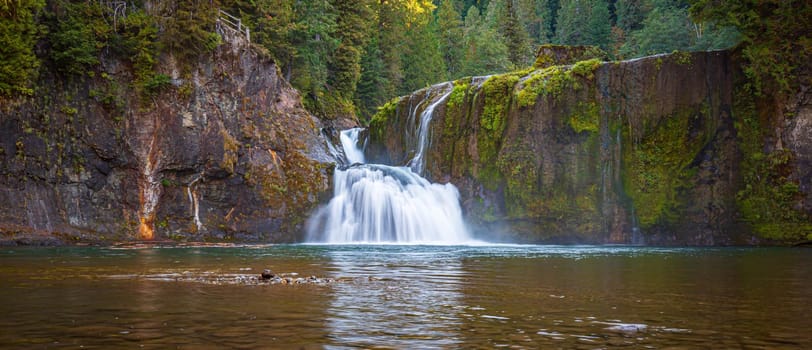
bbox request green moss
[446,83,469,110]
[623,108,709,228]
[568,102,600,133]
[532,44,607,69]
[515,65,578,107]
[476,74,519,190]
[733,89,811,241]
[60,106,78,116]
[220,130,239,173]
[571,58,602,80]
[672,50,693,66]
[369,97,399,142]
[496,150,538,218]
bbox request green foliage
[117,9,159,97]
[143,73,172,96]
[490,0,532,67]
[690,0,811,94]
[0,0,44,95]
[290,0,339,111]
[620,4,692,57]
[47,1,109,76]
[356,35,390,120]
[156,1,219,64]
[555,0,612,51]
[460,6,511,77]
[436,0,464,78]
[330,0,373,98]
[401,11,447,94]
[616,0,650,32]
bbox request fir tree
[556,0,612,50]
[330,0,372,98]
[401,13,446,94]
[356,34,389,120]
[461,6,510,76]
[436,0,464,78]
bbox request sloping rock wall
[0,31,334,244]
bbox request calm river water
[1,245,810,349]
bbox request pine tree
[289,0,339,103]
[436,0,464,79]
[585,0,612,50]
[356,34,390,120]
[493,0,533,66]
[401,13,446,94]
[555,0,612,50]
[621,3,692,56]
[330,0,372,98]
[158,0,221,64]
[615,0,650,32]
[461,6,510,76]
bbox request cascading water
[409,82,452,173]
[307,84,472,244]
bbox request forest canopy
[3,0,802,119]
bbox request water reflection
[0,245,810,348]
[324,246,466,348]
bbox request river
[1,245,809,348]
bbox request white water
[409,82,453,173]
[340,128,366,165]
[187,176,203,232]
[308,100,473,244]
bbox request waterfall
[340,128,366,165]
[307,98,473,244]
[409,82,453,174]
[188,176,203,232]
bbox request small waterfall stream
[308,84,472,244]
[409,82,453,173]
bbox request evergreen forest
[2,0,807,121]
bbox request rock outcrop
[369,50,812,245]
[0,30,336,244]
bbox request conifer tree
[461,6,510,76]
[330,0,372,98]
[436,0,464,78]
[289,0,339,103]
[555,0,612,50]
[356,34,389,120]
[401,14,446,94]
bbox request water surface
[1,245,809,348]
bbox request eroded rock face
[370,50,811,245]
[0,31,334,244]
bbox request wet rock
[261,269,274,280]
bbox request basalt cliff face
[369,50,812,245]
[0,31,339,245]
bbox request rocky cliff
[0,30,338,245]
[369,49,812,245]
